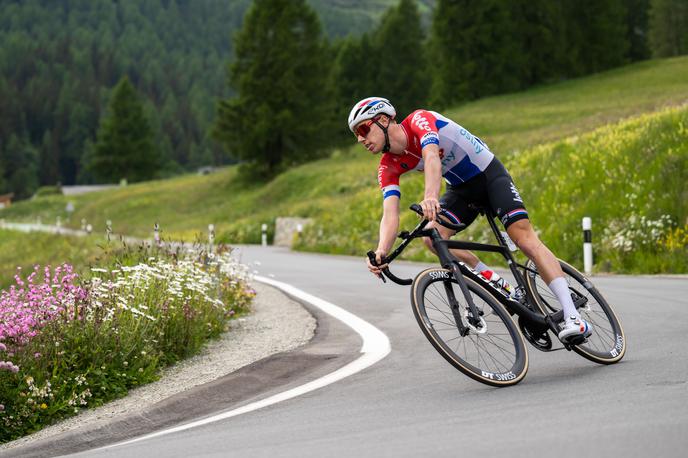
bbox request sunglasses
[354,116,381,138]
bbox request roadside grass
[1,57,687,272]
[0,230,103,290]
[445,56,688,154]
[0,237,254,442]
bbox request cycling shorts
[439,158,529,231]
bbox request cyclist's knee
[508,222,542,257]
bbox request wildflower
[0,361,20,373]
[0,404,4,412]
[40,403,47,410]
[123,361,128,367]
[0,343,6,352]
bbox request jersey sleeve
[407,110,440,149]
[378,155,401,200]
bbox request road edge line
[94,275,391,451]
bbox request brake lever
[366,251,387,283]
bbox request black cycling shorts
[439,158,529,231]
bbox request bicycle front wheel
[524,259,626,364]
[411,267,528,387]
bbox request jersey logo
[377,165,387,186]
[510,183,523,203]
[420,132,439,148]
[412,112,432,132]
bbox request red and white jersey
[378,110,495,199]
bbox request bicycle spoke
[472,335,510,373]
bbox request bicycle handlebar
[409,203,466,232]
[367,203,466,286]
[367,250,413,286]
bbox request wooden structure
[0,193,14,209]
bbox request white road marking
[93,275,391,451]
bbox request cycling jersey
[378,109,495,200]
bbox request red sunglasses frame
[354,115,382,138]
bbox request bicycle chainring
[518,316,553,351]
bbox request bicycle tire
[523,259,626,364]
[411,267,528,387]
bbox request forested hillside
[0,0,684,200]
[0,0,248,197]
[0,0,435,199]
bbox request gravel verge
[1,281,316,451]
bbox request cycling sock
[548,277,577,320]
[474,261,490,273]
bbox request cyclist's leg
[485,159,590,341]
[423,183,479,265]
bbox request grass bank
[0,230,103,289]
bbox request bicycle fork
[443,262,483,336]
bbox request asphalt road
[29,246,688,457]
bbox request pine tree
[373,0,429,117]
[213,0,332,178]
[331,34,378,139]
[625,0,651,61]
[3,134,39,199]
[649,0,688,57]
[87,76,159,183]
[39,130,60,186]
[429,0,522,107]
[428,0,470,107]
[510,0,568,86]
[563,0,629,75]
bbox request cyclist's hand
[420,197,441,221]
[366,250,388,276]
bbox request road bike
[367,204,626,387]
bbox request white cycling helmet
[347,97,396,133]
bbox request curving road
[12,245,688,457]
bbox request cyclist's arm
[407,110,442,220]
[371,156,402,271]
[421,143,442,220]
[376,195,400,258]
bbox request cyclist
[351,97,591,343]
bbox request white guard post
[582,217,593,275]
[261,223,268,247]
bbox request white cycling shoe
[558,315,593,344]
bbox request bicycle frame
[375,206,564,336]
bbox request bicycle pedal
[561,335,587,346]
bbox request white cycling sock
[548,277,578,320]
[474,261,490,272]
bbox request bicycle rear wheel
[524,259,626,364]
[411,267,528,387]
